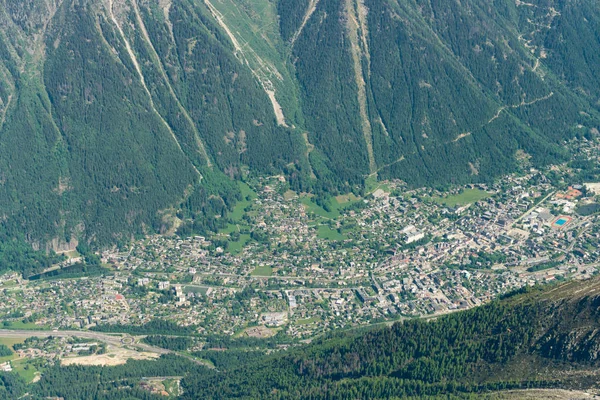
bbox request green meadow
[432,189,491,207]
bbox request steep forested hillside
[282,0,600,187]
[178,277,600,399]
[0,0,598,249]
[0,0,310,251]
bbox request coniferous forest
[0,0,596,250]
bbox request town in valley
[1,137,600,380]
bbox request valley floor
[1,138,600,365]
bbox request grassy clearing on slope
[284,190,297,200]
[61,250,81,258]
[300,196,339,219]
[317,225,347,241]
[365,176,392,195]
[219,224,239,235]
[300,195,362,220]
[163,379,180,397]
[335,193,360,204]
[432,189,491,207]
[228,234,252,254]
[217,182,256,254]
[11,358,39,382]
[365,175,378,193]
[230,182,257,222]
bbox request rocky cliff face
[538,295,600,363]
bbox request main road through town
[0,329,169,354]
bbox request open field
[584,182,600,195]
[251,265,273,277]
[61,345,159,366]
[228,233,251,254]
[300,196,340,219]
[365,175,379,193]
[301,195,361,220]
[335,193,360,204]
[163,378,182,397]
[0,337,25,348]
[317,225,347,241]
[183,285,209,296]
[60,250,81,258]
[244,326,276,338]
[365,176,393,195]
[0,354,13,364]
[217,182,256,254]
[295,316,320,325]
[0,279,17,288]
[0,337,24,363]
[284,190,297,200]
[1,321,51,330]
[218,182,256,234]
[219,223,239,235]
[432,188,491,207]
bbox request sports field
[432,189,491,207]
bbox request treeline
[0,372,26,399]
[0,227,64,278]
[277,0,311,42]
[193,350,266,372]
[1,355,202,400]
[0,344,11,357]
[203,330,293,350]
[32,354,204,400]
[527,261,562,273]
[0,0,312,251]
[143,335,193,351]
[91,319,197,336]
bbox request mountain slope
[180,277,600,399]
[283,0,600,186]
[0,0,599,248]
[0,0,309,250]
